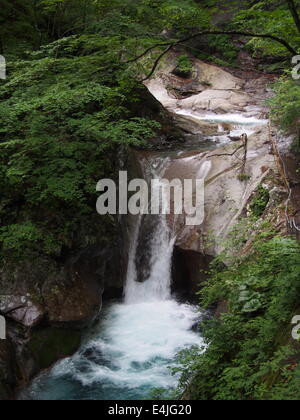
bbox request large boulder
[0,241,121,398]
[0,244,118,330]
[193,59,243,90]
[178,89,252,113]
[145,51,270,119]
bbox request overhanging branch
[286,0,300,34]
[127,30,298,82]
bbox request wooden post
[241,133,248,175]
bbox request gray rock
[0,295,44,327]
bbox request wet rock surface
[141,51,291,279]
[0,241,121,398]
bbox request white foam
[63,301,203,389]
[175,110,268,126]
[21,155,204,400]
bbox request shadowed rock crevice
[172,247,213,301]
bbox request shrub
[173,55,194,78]
[175,236,300,400]
[269,77,300,133]
[250,185,270,218]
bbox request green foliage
[158,0,210,34]
[174,55,194,78]
[238,173,251,182]
[199,35,239,66]
[0,35,160,261]
[149,387,175,400]
[233,1,300,58]
[269,363,300,400]
[186,0,300,63]
[0,222,60,257]
[269,76,300,133]
[0,0,99,54]
[249,185,270,219]
[0,0,211,56]
[175,236,300,400]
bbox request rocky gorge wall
[0,52,295,400]
[143,51,293,300]
[0,85,185,400]
[0,241,121,399]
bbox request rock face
[172,247,213,300]
[0,340,17,400]
[143,51,289,290]
[179,89,251,113]
[145,51,272,119]
[0,296,44,328]
[135,125,283,268]
[0,243,120,327]
[0,242,120,399]
[164,128,278,256]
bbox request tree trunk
[286,0,300,34]
[241,134,248,175]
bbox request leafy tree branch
[286,0,300,34]
[128,30,298,81]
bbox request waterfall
[124,157,176,304]
[19,155,203,401]
[124,214,176,304]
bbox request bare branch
[207,144,244,159]
[126,42,176,64]
[240,133,249,174]
[140,44,175,82]
[127,30,297,81]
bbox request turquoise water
[20,300,202,401]
[20,153,204,401]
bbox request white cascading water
[20,156,203,401]
[124,213,176,304]
[175,110,269,126]
[175,110,269,143]
[124,157,176,304]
